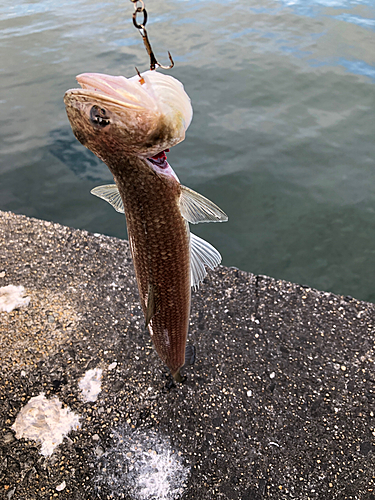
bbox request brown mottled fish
[64,70,227,381]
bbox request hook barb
[158,51,174,70]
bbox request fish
[64,70,227,381]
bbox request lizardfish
[64,70,227,382]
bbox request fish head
[64,70,193,161]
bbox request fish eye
[90,105,111,128]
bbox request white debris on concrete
[96,427,190,500]
[11,393,80,457]
[56,480,66,491]
[0,285,30,312]
[108,361,117,371]
[78,368,103,402]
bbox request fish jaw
[146,150,180,182]
[64,70,193,159]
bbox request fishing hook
[131,2,174,71]
[138,26,174,71]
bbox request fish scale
[113,157,191,376]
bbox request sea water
[0,0,374,301]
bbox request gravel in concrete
[1,210,375,500]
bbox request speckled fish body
[64,70,227,380]
[109,155,191,378]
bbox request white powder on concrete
[12,393,80,456]
[96,427,190,500]
[78,368,103,402]
[133,447,187,499]
[0,285,30,312]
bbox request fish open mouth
[148,149,170,169]
[145,149,179,180]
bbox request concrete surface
[1,210,375,500]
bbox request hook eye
[133,6,147,30]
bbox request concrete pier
[1,210,375,499]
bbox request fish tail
[172,369,183,383]
[172,346,195,382]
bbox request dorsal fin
[179,185,228,224]
[90,185,125,214]
[190,233,222,290]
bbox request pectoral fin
[179,185,228,224]
[90,185,125,214]
[190,232,222,290]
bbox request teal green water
[1,0,375,301]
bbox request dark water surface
[1,0,375,301]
